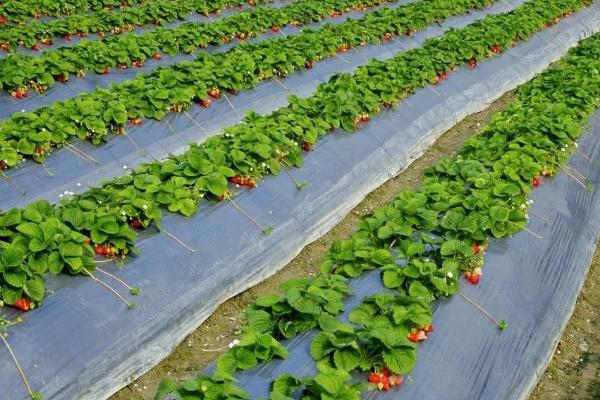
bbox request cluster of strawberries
[367,368,404,391]
[230,176,256,188]
[407,324,434,343]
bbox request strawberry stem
[161,228,196,253]
[0,170,26,195]
[1,331,37,399]
[227,195,270,234]
[273,77,290,92]
[222,92,241,119]
[528,210,552,224]
[82,267,135,308]
[64,142,99,165]
[509,221,543,239]
[41,161,54,176]
[281,159,307,189]
[183,110,209,137]
[96,267,140,295]
[459,291,507,330]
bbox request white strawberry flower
[228,339,240,348]
[142,204,148,210]
[447,271,453,278]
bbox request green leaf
[24,276,45,302]
[382,347,417,375]
[333,349,360,371]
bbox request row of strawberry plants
[0,0,585,309]
[0,0,145,24]
[0,0,498,169]
[157,22,600,400]
[0,0,272,51]
[0,0,405,94]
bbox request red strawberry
[407,331,420,343]
[95,245,106,255]
[473,243,481,254]
[64,34,72,41]
[198,98,212,108]
[368,373,381,384]
[129,117,143,125]
[360,114,370,122]
[1,42,9,51]
[130,218,143,229]
[305,61,314,69]
[271,25,280,33]
[302,141,313,152]
[383,32,392,41]
[425,324,434,333]
[468,58,477,68]
[102,67,110,75]
[0,15,6,25]
[465,271,472,280]
[119,63,127,70]
[97,31,105,38]
[152,53,162,61]
[32,43,41,51]
[381,368,390,377]
[532,175,541,187]
[439,71,448,80]
[214,9,221,16]
[0,161,7,170]
[470,274,480,285]
[14,298,31,311]
[208,88,220,98]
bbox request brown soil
[111,90,599,400]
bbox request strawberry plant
[0,0,273,49]
[0,0,500,166]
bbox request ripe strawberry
[425,324,434,333]
[383,32,392,41]
[208,88,220,98]
[407,331,420,343]
[14,298,31,311]
[302,141,313,152]
[473,242,481,254]
[119,63,127,70]
[468,58,477,68]
[32,43,41,51]
[95,245,106,255]
[0,161,8,170]
[41,37,53,45]
[198,98,212,108]
[271,25,280,33]
[152,53,162,61]
[470,274,480,285]
[130,218,143,230]
[129,117,143,125]
[0,15,6,25]
[97,31,105,38]
[439,71,448,80]
[368,373,381,384]
[102,67,110,75]
[305,61,314,69]
[1,42,9,51]
[532,175,541,187]
[215,9,221,16]
[360,114,370,122]
[381,368,390,377]
[34,145,44,155]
